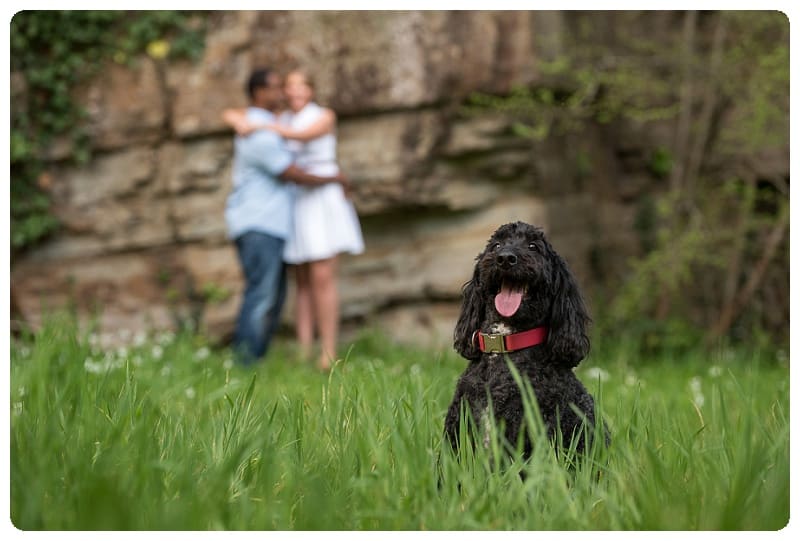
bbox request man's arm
[238,130,351,193]
[280,164,350,191]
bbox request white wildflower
[624,374,638,386]
[689,376,705,407]
[100,333,115,349]
[116,346,129,359]
[18,386,26,398]
[160,365,172,377]
[151,345,164,360]
[158,331,175,345]
[708,365,723,378]
[13,402,23,416]
[133,331,147,347]
[223,358,234,370]
[585,367,610,382]
[410,364,421,376]
[185,387,196,400]
[194,346,210,362]
[132,355,143,367]
[84,358,105,374]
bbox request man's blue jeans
[233,231,287,365]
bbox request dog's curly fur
[444,221,607,459]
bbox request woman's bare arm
[271,108,336,141]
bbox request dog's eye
[493,243,501,251]
[529,243,539,252]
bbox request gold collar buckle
[481,332,506,353]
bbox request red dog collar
[473,326,548,353]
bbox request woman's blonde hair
[286,68,315,91]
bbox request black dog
[444,221,607,461]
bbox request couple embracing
[223,67,364,370]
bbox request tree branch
[708,203,789,341]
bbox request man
[225,68,348,365]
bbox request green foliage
[607,176,789,350]
[575,149,593,179]
[464,22,682,141]
[10,320,789,529]
[9,179,59,248]
[716,12,790,154]
[648,146,673,179]
[201,282,232,304]
[10,11,206,251]
[466,11,789,345]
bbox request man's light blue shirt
[225,107,294,240]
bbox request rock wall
[12,11,783,349]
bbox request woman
[224,69,364,371]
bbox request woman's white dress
[282,102,365,264]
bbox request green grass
[10,317,789,530]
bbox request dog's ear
[454,255,485,361]
[547,250,591,368]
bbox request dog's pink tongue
[495,284,523,317]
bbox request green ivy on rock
[10,11,206,251]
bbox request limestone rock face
[12,11,787,351]
[246,11,536,115]
[83,59,167,152]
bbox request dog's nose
[496,251,518,268]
